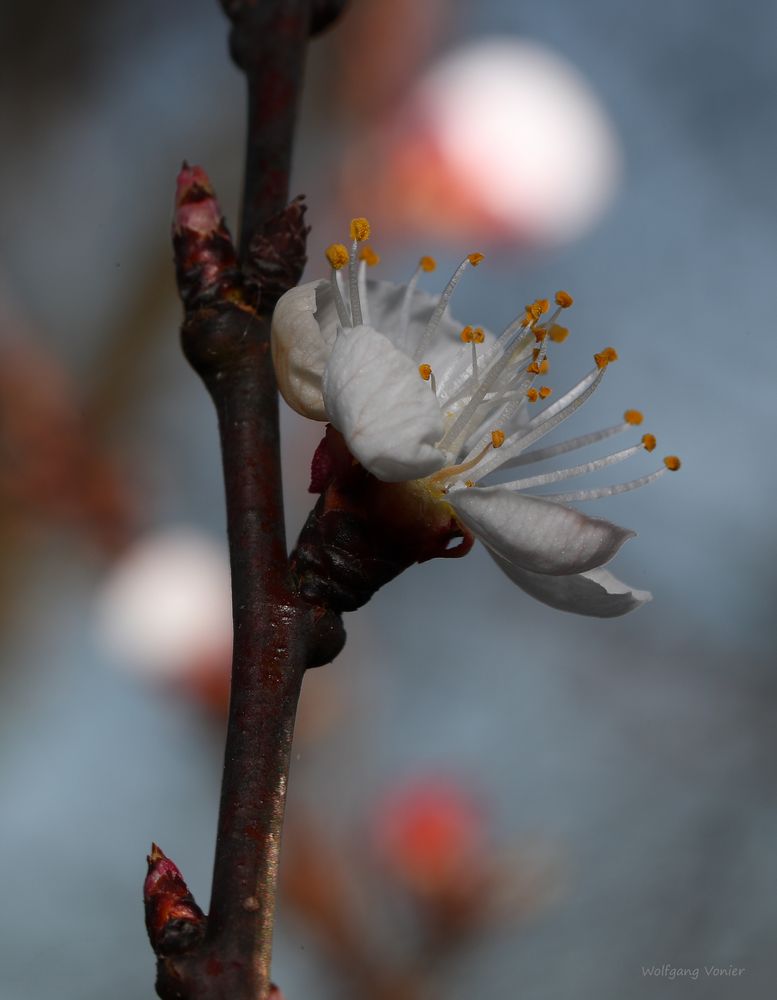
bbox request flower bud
[144,844,205,956]
[172,163,245,310]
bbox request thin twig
[145,2,348,998]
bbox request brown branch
[146,2,349,997]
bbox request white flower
[272,219,680,618]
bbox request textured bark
[146,3,349,998]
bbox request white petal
[366,279,467,370]
[271,280,340,419]
[448,486,634,575]
[322,325,447,482]
[488,549,652,617]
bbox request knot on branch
[291,427,473,614]
[144,844,206,957]
[246,196,310,310]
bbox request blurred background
[1,0,776,997]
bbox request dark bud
[172,163,252,312]
[245,196,310,310]
[144,844,206,956]
[291,427,474,614]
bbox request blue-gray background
[1,1,775,997]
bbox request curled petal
[489,549,652,616]
[322,325,446,482]
[448,486,634,575]
[271,280,340,419]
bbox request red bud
[144,843,206,956]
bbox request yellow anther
[533,326,547,342]
[467,252,485,266]
[349,217,371,242]
[419,255,437,272]
[526,361,541,374]
[465,479,475,488]
[418,363,433,381]
[663,455,681,471]
[472,327,485,343]
[532,347,542,360]
[526,301,544,322]
[642,433,657,452]
[325,243,349,270]
[594,346,619,369]
[460,325,474,343]
[549,324,569,343]
[527,388,539,403]
[624,409,644,426]
[359,245,380,266]
[538,386,552,399]
[536,298,550,315]
[539,359,550,374]
[491,429,506,449]
[555,290,574,308]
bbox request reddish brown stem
[149,2,348,998]
[223,0,313,261]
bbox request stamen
[624,409,643,425]
[460,326,474,342]
[538,386,552,399]
[539,465,672,503]
[349,217,371,242]
[437,325,536,451]
[357,259,372,326]
[527,366,603,430]
[527,388,539,402]
[398,256,436,349]
[594,347,619,369]
[491,429,506,448]
[419,362,439,394]
[642,433,657,452]
[549,324,569,343]
[347,228,369,326]
[325,243,349,269]
[501,442,648,491]
[428,438,495,486]
[555,290,574,308]
[413,253,484,362]
[471,367,607,480]
[359,245,380,267]
[326,244,351,327]
[663,455,682,471]
[501,422,632,469]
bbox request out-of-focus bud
[342,38,620,246]
[374,776,559,940]
[173,163,246,310]
[374,777,484,897]
[94,529,232,709]
[144,844,206,956]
